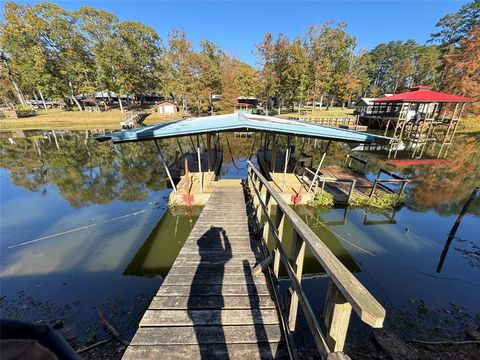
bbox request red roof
[387,159,447,167]
[373,86,473,103]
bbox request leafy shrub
[307,191,334,207]
[350,193,405,209]
[168,197,179,209]
[14,105,31,111]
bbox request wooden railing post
[256,182,264,225]
[273,208,285,277]
[347,180,356,204]
[323,279,352,352]
[246,161,385,358]
[370,180,378,199]
[257,182,268,222]
[288,229,305,331]
[262,192,272,241]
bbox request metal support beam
[281,147,291,193]
[308,152,327,193]
[271,134,277,172]
[176,138,184,157]
[197,146,203,193]
[154,139,177,192]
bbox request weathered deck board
[124,181,288,359]
[130,325,283,345]
[123,342,290,360]
[157,284,272,296]
[148,295,276,310]
[161,274,266,285]
[140,309,280,326]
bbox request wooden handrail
[345,154,367,165]
[370,168,410,198]
[303,168,355,184]
[378,168,409,181]
[345,154,368,174]
[247,161,385,357]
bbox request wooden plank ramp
[123,179,290,359]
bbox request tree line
[0,1,478,115]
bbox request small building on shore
[354,98,375,115]
[237,96,258,108]
[157,100,178,116]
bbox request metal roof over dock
[96,112,390,144]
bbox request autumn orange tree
[442,26,480,115]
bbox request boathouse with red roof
[360,86,473,159]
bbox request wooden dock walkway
[123,179,289,359]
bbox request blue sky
[2,1,469,65]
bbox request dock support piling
[323,279,352,352]
[273,208,285,276]
[288,230,305,332]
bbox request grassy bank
[2,107,476,132]
[277,107,354,119]
[0,108,180,131]
[458,115,480,133]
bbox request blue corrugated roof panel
[96,112,390,144]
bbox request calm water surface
[0,130,478,348]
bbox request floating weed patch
[307,191,334,207]
[350,193,406,209]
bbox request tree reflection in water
[0,130,177,207]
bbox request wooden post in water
[436,186,479,273]
[347,180,356,204]
[323,279,352,352]
[288,230,305,331]
[273,208,285,276]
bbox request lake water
[0,130,478,349]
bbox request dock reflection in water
[124,207,202,277]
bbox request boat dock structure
[96,113,390,359]
[123,179,289,359]
[121,170,386,359]
[97,112,392,206]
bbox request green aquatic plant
[350,193,406,209]
[306,191,334,207]
[168,197,179,209]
